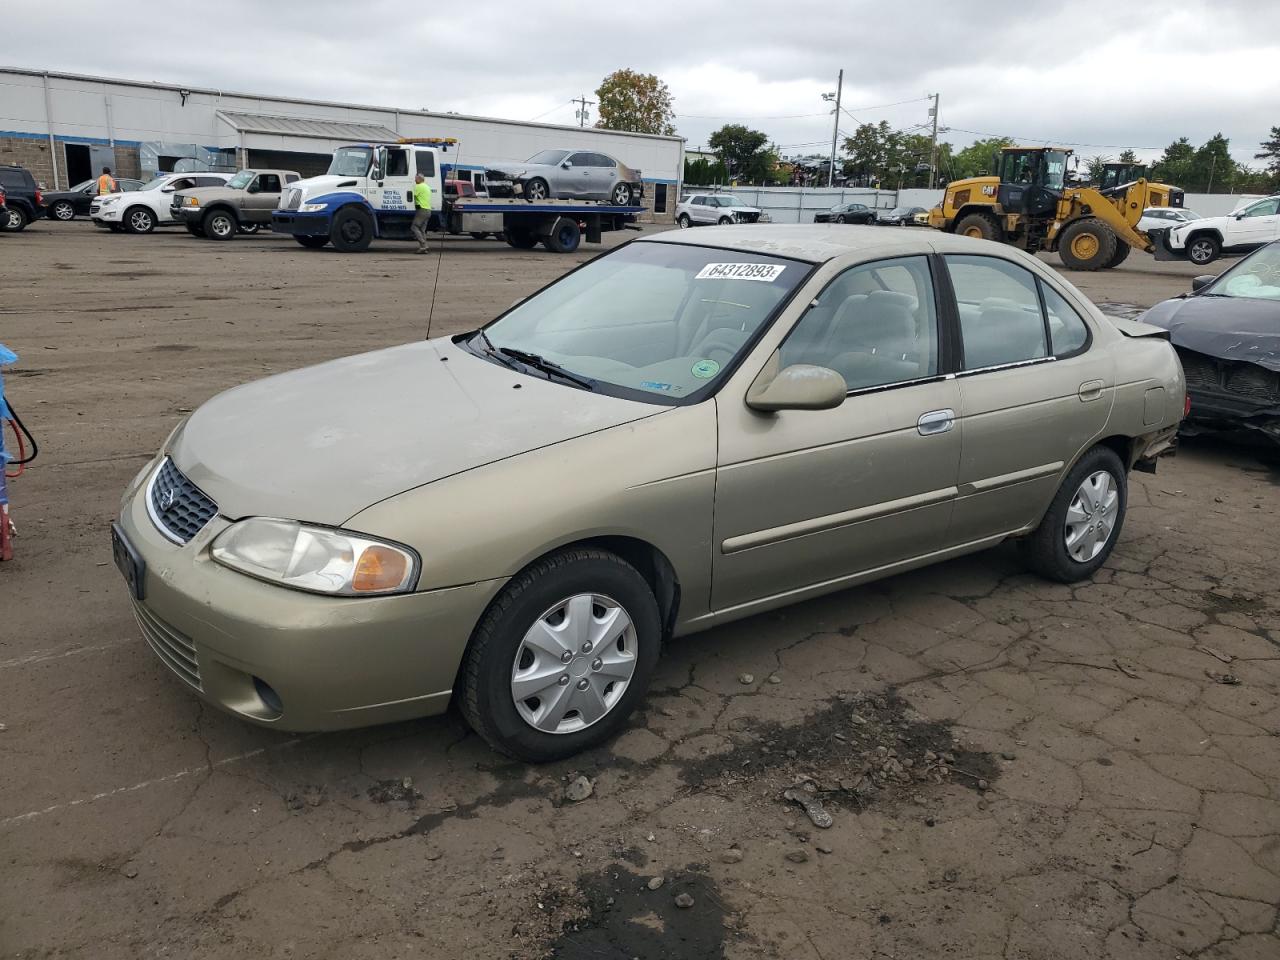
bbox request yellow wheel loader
[927,147,1184,270]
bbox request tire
[2,207,29,231]
[459,548,661,762]
[238,222,261,235]
[202,208,237,241]
[505,228,539,249]
[294,235,329,249]
[1021,445,1127,583]
[1186,233,1221,266]
[835,214,846,224]
[51,201,76,221]
[470,231,489,240]
[677,213,691,229]
[124,206,155,234]
[185,222,206,237]
[1103,241,1131,269]
[523,177,550,201]
[718,216,733,225]
[542,217,581,254]
[1057,218,1118,271]
[329,206,374,252]
[610,182,633,206]
[954,211,1000,241]
[108,223,124,233]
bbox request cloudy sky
[6,0,1279,167]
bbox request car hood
[1170,214,1228,237]
[1140,295,1280,371]
[169,338,663,526]
[288,174,361,200]
[174,186,243,201]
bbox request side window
[258,174,281,192]
[692,196,706,206]
[592,153,616,167]
[1242,198,1279,218]
[1040,282,1090,356]
[194,177,223,188]
[286,174,300,183]
[171,178,195,190]
[945,255,1048,370]
[569,153,591,167]
[780,255,939,391]
[385,149,409,177]
[415,151,435,177]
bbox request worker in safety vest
[96,167,117,195]
[411,173,432,254]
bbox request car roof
[642,223,994,263]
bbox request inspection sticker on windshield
[691,359,720,379]
[695,263,786,282]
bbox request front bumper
[116,461,505,731]
[90,201,123,223]
[1148,226,1186,261]
[171,204,200,223]
[271,211,330,237]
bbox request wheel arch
[950,204,1001,232]
[1183,226,1223,245]
[202,201,239,220]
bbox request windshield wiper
[494,346,596,391]
[470,329,520,369]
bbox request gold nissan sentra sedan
[113,226,1185,761]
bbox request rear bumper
[271,211,330,237]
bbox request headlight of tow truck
[299,202,328,212]
[211,518,419,596]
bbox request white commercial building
[0,67,685,219]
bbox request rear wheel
[1058,218,1117,271]
[1186,234,1221,266]
[51,200,76,221]
[2,207,29,231]
[542,218,581,254]
[203,208,237,241]
[238,222,261,235]
[954,212,1000,241]
[470,231,490,240]
[459,548,661,762]
[1021,445,1127,582]
[329,206,373,252]
[505,228,538,249]
[610,182,633,205]
[124,206,155,234]
[294,235,328,249]
[1103,241,1131,269]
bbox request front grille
[133,601,201,690]
[1225,363,1280,403]
[148,458,217,544]
[1177,350,1222,391]
[284,188,302,210]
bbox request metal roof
[216,110,399,142]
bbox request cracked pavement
[1,224,1277,959]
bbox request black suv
[0,165,44,231]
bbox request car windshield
[227,170,255,189]
[527,150,570,166]
[887,206,910,216]
[327,147,373,177]
[1206,244,1280,300]
[138,177,169,191]
[478,241,811,403]
[1181,210,1201,220]
[71,179,95,192]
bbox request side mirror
[746,354,847,412]
[246,183,260,194]
[561,162,572,169]
[1191,275,1216,293]
[161,186,175,193]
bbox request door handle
[1078,379,1104,401]
[917,408,955,436]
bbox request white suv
[675,193,769,228]
[1162,194,1280,265]
[92,171,232,234]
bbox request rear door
[588,153,617,199]
[942,253,1111,546]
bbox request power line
[944,126,1163,151]
[676,110,829,120]
[527,100,574,122]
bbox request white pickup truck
[272,139,643,254]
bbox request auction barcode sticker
[695,263,786,282]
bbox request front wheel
[835,214,846,224]
[459,548,661,762]
[718,216,733,225]
[203,209,237,241]
[329,207,373,252]
[1186,234,1221,266]
[124,206,155,234]
[51,201,76,221]
[1021,445,1127,582]
[294,235,329,249]
[677,213,691,228]
[954,212,1000,241]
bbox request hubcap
[613,185,628,204]
[130,210,151,231]
[212,215,232,236]
[678,216,689,228]
[962,225,983,238]
[55,203,74,220]
[510,593,637,735]
[527,181,547,200]
[1064,470,1119,563]
[1071,233,1099,259]
[340,219,363,243]
[7,210,20,228]
[1190,240,1213,263]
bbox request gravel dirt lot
[2,221,1278,960]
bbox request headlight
[184,197,200,207]
[211,518,418,596]
[99,196,121,206]
[299,202,327,212]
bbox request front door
[712,254,962,611]
[1225,196,1280,249]
[564,152,594,198]
[242,173,282,220]
[941,253,1112,545]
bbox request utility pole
[572,94,595,128]
[1206,153,1217,193]
[928,92,940,188]
[825,70,844,188]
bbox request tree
[708,124,771,182]
[1085,155,1112,182]
[1254,125,1280,177]
[1150,137,1195,188]
[949,137,1012,179]
[839,122,939,187]
[594,69,675,136]
[1190,134,1233,192]
[1118,149,1138,164]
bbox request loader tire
[1058,219,1117,271]
[1102,241,1131,269]
[954,212,1000,242]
